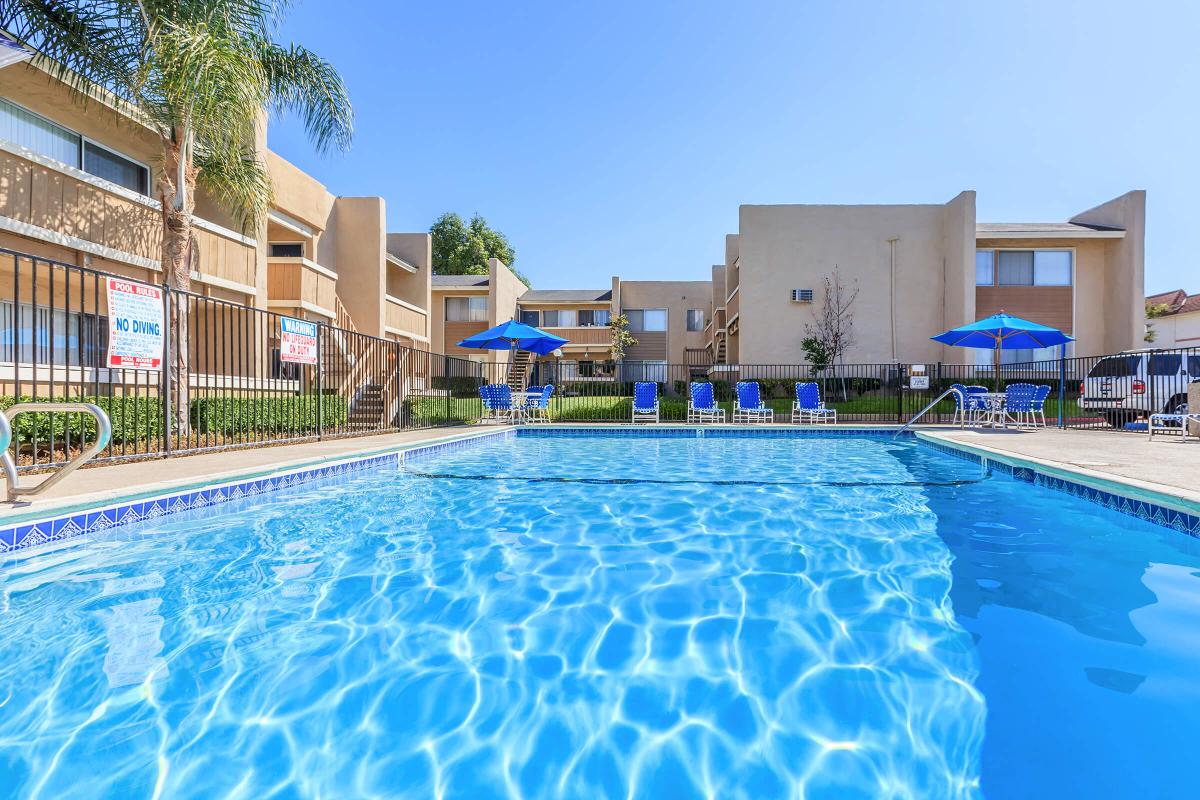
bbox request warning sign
[280,317,318,365]
[106,278,164,370]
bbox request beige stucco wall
[488,259,528,364]
[385,233,432,310]
[736,202,955,364]
[332,196,386,337]
[618,280,712,363]
[1070,190,1146,353]
[941,191,976,362]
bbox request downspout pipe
[888,237,899,362]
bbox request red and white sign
[280,316,319,365]
[106,277,164,370]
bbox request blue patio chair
[632,382,659,423]
[688,382,726,423]
[950,383,989,427]
[524,384,554,423]
[734,381,773,424]
[1003,383,1037,428]
[791,382,836,424]
[1030,384,1052,427]
[482,384,514,424]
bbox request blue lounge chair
[734,381,773,424]
[1149,409,1200,441]
[524,384,554,423]
[688,382,726,423]
[791,382,836,424]
[480,383,513,424]
[1030,384,1052,427]
[632,382,659,423]
[949,383,989,427]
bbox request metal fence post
[1058,346,1066,429]
[316,324,324,441]
[161,283,172,457]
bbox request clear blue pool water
[1,431,1198,799]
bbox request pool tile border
[917,434,1200,538]
[0,428,512,555]
[4,426,1197,553]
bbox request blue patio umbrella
[932,311,1074,397]
[457,319,569,355]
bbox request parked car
[1080,350,1199,428]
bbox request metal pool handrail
[2,403,112,503]
[894,387,965,438]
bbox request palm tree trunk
[161,130,194,437]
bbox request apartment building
[1146,289,1200,349]
[711,190,1146,366]
[430,258,527,364]
[0,57,431,354]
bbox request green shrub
[190,394,347,435]
[0,395,164,444]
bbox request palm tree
[1,0,353,432]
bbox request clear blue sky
[269,0,1197,295]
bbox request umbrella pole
[993,344,1001,392]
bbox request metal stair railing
[893,387,965,438]
[2,403,112,502]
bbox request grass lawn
[408,393,1091,425]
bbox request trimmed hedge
[0,395,164,444]
[190,395,348,435]
[0,394,348,444]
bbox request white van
[1080,350,1199,428]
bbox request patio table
[978,392,1011,428]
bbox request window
[991,250,1073,287]
[1148,354,1183,376]
[997,251,1034,285]
[269,242,305,258]
[625,308,667,332]
[0,301,107,366]
[686,309,704,332]
[543,309,576,327]
[1033,251,1072,286]
[0,98,150,195]
[975,250,994,286]
[84,142,148,194]
[975,345,1067,366]
[1087,356,1140,378]
[578,309,610,327]
[445,296,488,322]
[518,309,540,326]
[0,97,80,167]
[578,360,596,378]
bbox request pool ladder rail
[1,402,112,503]
[894,387,966,438]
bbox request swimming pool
[1,430,1197,798]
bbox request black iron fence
[4,247,1196,472]
[1,248,485,471]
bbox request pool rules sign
[280,317,319,365]
[106,278,164,370]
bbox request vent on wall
[791,289,814,303]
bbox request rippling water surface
[1,432,1198,799]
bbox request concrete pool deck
[2,422,1197,526]
[917,426,1200,508]
[0,426,511,524]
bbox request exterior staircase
[346,382,387,430]
[714,335,727,365]
[507,349,534,393]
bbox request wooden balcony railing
[0,145,256,290]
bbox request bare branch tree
[804,268,859,366]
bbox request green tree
[3,0,353,431]
[609,314,637,361]
[1144,302,1171,343]
[430,212,527,286]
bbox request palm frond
[193,144,273,231]
[259,41,352,153]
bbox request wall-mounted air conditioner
[791,289,813,303]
